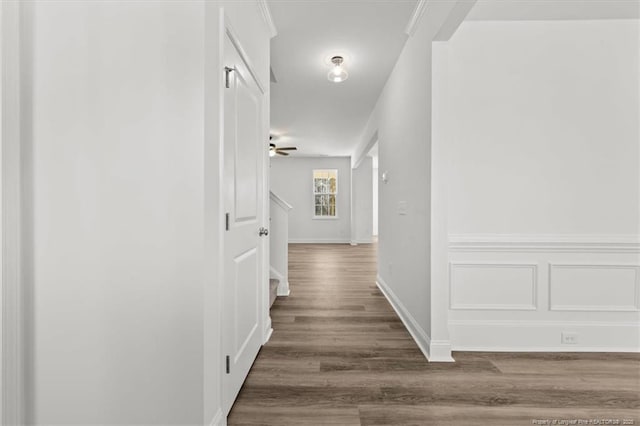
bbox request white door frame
[1,1,25,423]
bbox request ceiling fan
[269,136,297,157]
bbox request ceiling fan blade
[276,151,290,156]
[276,147,297,151]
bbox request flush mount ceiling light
[328,56,348,83]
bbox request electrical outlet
[561,332,579,345]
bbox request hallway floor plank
[227,243,639,425]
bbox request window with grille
[313,169,338,218]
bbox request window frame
[312,169,339,219]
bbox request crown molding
[404,0,427,37]
[257,0,277,38]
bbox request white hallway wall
[435,19,640,350]
[351,1,473,362]
[352,156,374,244]
[270,156,352,243]
[17,1,270,424]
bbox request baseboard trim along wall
[263,315,273,344]
[450,320,640,352]
[350,239,374,245]
[289,238,351,244]
[376,275,454,362]
[277,282,290,297]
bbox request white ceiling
[268,0,417,156]
[467,0,640,21]
[268,0,639,157]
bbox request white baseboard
[263,316,273,344]
[277,281,290,296]
[450,320,640,352]
[210,408,226,426]
[351,239,373,245]
[289,238,351,244]
[376,275,454,362]
[429,339,454,361]
[269,267,290,296]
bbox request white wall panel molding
[377,275,454,362]
[449,262,538,311]
[549,263,640,312]
[449,234,640,253]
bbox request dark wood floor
[228,243,640,425]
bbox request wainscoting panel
[448,234,640,352]
[549,263,640,312]
[450,262,537,310]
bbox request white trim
[263,315,273,344]
[277,282,290,297]
[269,190,292,211]
[224,21,266,95]
[312,168,338,219]
[288,238,350,244]
[2,1,24,423]
[210,408,226,426]
[404,0,427,37]
[214,5,226,423]
[449,234,640,253]
[454,346,639,353]
[429,340,454,362]
[256,0,277,38]
[450,319,640,328]
[377,275,454,362]
[450,320,640,352]
[352,131,378,170]
[269,266,289,296]
[449,262,538,311]
[269,265,283,282]
[351,239,373,245]
[548,263,640,312]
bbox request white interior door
[222,32,266,414]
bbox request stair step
[269,278,279,308]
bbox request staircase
[269,191,292,310]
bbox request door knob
[259,227,269,236]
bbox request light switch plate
[397,201,408,215]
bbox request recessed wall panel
[450,262,538,310]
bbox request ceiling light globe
[328,69,348,83]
